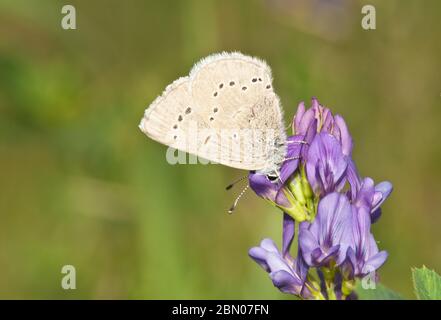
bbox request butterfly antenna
[279,156,301,164]
[286,140,309,145]
[225,175,247,190]
[228,185,249,214]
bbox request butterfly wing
[139,52,286,171]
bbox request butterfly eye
[213,107,218,113]
[229,81,235,86]
[252,78,257,83]
[258,78,262,82]
[185,107,191,114]
[209,117,214,121]
[242,86,247,91]
[213,92,218,97]
[173,124,178,129]
[178,115,183,121]
[219,83,224,89]
[266,85,271,89]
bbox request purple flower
[292,97,353,157]
[323,177,387,279]
[306,133,348,196]
[247,172,292,213]
[249,214,312,298]
[278,97,353,186]
[249,170,314,222]
[299,192,353,267]
[347,161,393,223]
[290,99,354,197]
[248,172,280,203]
[344,191,388,278]
[250,98,355,220]
[249,239,311,297]
[248,98,392,299]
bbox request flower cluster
[248,98,392,300]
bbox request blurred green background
[0,0,440,299]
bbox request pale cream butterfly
[139,52,288,178]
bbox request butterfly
[139,52,291,211]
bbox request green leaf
[356,281,404,300]
[412,266,441,300]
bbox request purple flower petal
[248,172,279,202]
[353,177,375,212]
[298,229,318,266]
[266,252,293,274]
[371,181,393,220]
[270,270,303,295]
[351,205,371,257]
[297,107,316,136]
[371,208,382,224]
[346,162,392,224]
[306,133,348,195]
[275,188,292,208]
[316,193,353,260]
[295,251,310,283]
[346,158,361,200]
[249,235,310,297]
[352,177,392,223]
[293,101,306,134]
[248,247,271,272]
[311,247,325,265]
[301,118,318,161]
[334,115,353,156]
[319,245,341,265]
[299,193,353,267]
[280,135,304,183]
[260,238,280,253]
[363,251,388,274]
[342,247,356,279]
[282,213,295,258]
[346,200,389,277]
